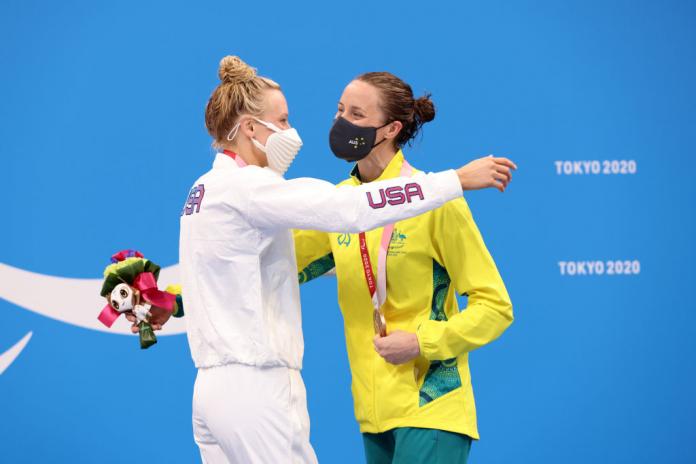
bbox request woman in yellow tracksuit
[294,72,514,463]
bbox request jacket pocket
[418,357,462,407]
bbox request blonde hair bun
[218,55,256,84]
[206,55,280,147]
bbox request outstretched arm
[246,156,516,233]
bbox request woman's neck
[220,140,263,167]
[356,145,398,183]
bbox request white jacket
[179,153,462,369]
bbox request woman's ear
[238,118,255,139]
[384,120,403,141]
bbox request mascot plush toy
[97,250,183,349]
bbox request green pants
[363,427,472,464]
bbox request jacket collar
[213,152,242,170]
[349,149,405,184]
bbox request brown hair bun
[413,94,436,124]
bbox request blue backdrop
[2,1,695,462]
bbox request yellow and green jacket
[294,150,513,439]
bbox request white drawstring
[226,122,241,141]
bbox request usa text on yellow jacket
[294,150,513,439]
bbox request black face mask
[329,116,389,162]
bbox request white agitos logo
[0,332,32,375]
[0,262,186,374]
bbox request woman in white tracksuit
[177,56,514,464]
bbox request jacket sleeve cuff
[417,320,445,360]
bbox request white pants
[192,363,318,464]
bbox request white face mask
[250,118,303,176]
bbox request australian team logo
[388,229,408,257]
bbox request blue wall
[2,0,695,462]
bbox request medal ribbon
[358,160,413,336]
[223,149,248,168]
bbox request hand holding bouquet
[97,250,183,349]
